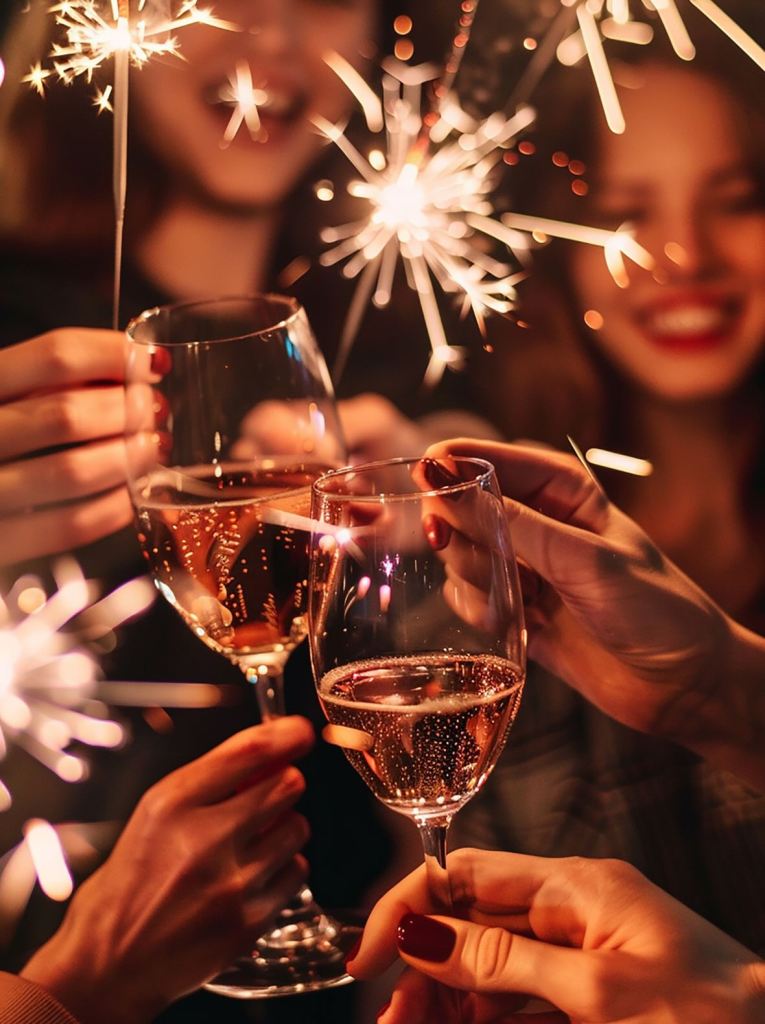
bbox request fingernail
[420,458,462,499]
[422,513,451,551]
[344,935,362,970]
[376,1000,390,1021]
[150,346,172,376]
[397,913,456,962]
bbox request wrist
[21,923,157,1024]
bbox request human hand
[0,329,138,565]
[338,394,429,464]
[421,439,765,784]
[349,847,765,1024]
[21,716,314,1024]
[234,398,345,467]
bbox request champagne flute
[124,294,359,997]
[309,456,526,1010]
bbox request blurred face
[131,0,376,209]
[570,63,765,402]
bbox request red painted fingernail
[344,935,362,969]
[422,513,451,551]
[421,457,461,492]
[150,346,172,376]
[376,1000,391,1020]
[397,913,456,962]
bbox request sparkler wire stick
[112,2,129,329]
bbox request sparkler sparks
[218,60,267,146]
[554,0,764,133]
[27,0,237,330]
[316,50,656,384]
[41,0,235,85]
[0,560,154,791]
[315,56,534,386]
[0,559,237,804]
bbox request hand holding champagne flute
[124,294,358,997]
[309,457,526,1011]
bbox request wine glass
[124,294,359,998]
[309,456,526,1005]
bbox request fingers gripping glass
[309,457,526,1017]
[124,295,358,998]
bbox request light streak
[586,447,653,476]
[218,60,267,146]
[24,819,73,901]
[499,212,654,288]
[550,0,763,133]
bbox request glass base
[203,910,361,999]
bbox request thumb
[396,912,593,1011]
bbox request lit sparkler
[0,559,239,801]
[0,559,155,790]
[554,0,765,134]
[43,0,234,84]
[27,0,236,329]
[315,51,655,385]
[315,56,534,387]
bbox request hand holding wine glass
[124,294,355,997]
[309,457,526,1013]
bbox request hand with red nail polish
[421,439,765,793]
[0,328,144,565]
[348,847,765,1024]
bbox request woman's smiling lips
[635,292,742,352]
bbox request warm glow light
[24,820,73,902]
[551,0,764,134]
[586,447,654,477]
[584,309,604,329]
[32,0,237,88]
[315,56,535,386]
[218,60,265,146]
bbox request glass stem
[418,820,454,914]
[417,819,464,1022]
[245,664,286,721]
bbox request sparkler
[315,51,655,386]
[0,559,154,788]
[0,557,233,799]
[315,56,534,387]
[218,59,267,146]
[554,0,765,134]
[27,0,236,329]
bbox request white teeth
[647,306,727,336]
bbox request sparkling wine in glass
[309,457,526,1006]
[124,294,359,997]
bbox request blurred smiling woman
[461,0,765,957]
